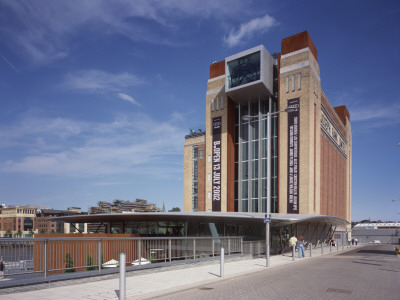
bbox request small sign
[264,217,271,223]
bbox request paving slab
[0,245,361,300]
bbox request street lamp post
[243,106,295,267]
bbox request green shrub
[86,254,96,271]
[64,253,76,273]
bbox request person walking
[297,236,307,258]
[289,234,297,257]
[0,257,4,279]
[289,234,297,248]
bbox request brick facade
[183,31,352,224]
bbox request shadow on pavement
[356,250,396,255]
[207,272,220,277]
[351,260,382,266]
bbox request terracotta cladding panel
[33,234,142,274]
[320,133,347,219]
[227,98,235,212]
[210,60,225,79]
[334,105,350,125]
[321,139,327,215]
[321,94,346,136]
[197,144,206,211]
[281,31,318,61]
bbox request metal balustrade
[0,236,246,278]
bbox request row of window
[211,96,224,112]
[192,146,199,211]
[286,73,301,93]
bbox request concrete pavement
[0,244,361,300]
[158,244,400,300]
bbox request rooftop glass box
[225,45,274,104]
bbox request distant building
[0,204,50,237]
[89,199,158,214]
[352,223,400,244]
[35,207,87,234]
[87,199,159,233]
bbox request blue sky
[0,0,399,221]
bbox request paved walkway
[0,244,361,300]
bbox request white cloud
[224,14,278,47]
[0,54,19,72]
[118,93,141,106]
[349,102,400,122]
[327,89,400,127]
[0,112,187,178]
[62,70,144,93]
[0,112,84,150]
[1,0,252,64]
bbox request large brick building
[0,204,40,237]
[184,31,352,224]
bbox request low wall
[33,234,143,273]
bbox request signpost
[265,214,271,267]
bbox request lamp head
[241,115,254,121]
[284,107,296,113]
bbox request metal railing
[0,236,246,278]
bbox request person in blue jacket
[297,236,307,258]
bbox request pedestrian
[297,236,307,258]
[348,237,351,245]
[289,233,297,257]
[351,238,355,245]
[0,257,4,279]
[395,246,400,259]
[289,233,297,248]
[355,238,358,246]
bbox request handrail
[0,236,245,278]
[1,236,244,241]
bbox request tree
[29,229,34,237]
[5,229,12,238]
[64,253,76,273]
[86,254,96,271]
[168,207,181,212]
[16,229,22,237]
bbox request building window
[234,98,278,213]
[211,99,215,111]
[286,76,289,93]
[216,97,219,110]
[227,51,261,88]
[208,155,211,162]
[292,75,295,91]
[221,97,224,109]
[199,149,203,159]
[192,145,199,211]
[208,173,211,181]
[298,73,301,90]
[23,217,33,231]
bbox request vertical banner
[212,117,222,211]
[287,98,300,214]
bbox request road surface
[157,244,400,300]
